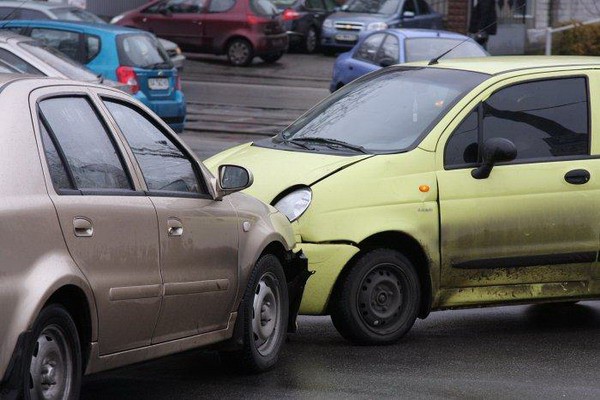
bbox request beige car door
[100,97,239,343]
[31,88,162,355]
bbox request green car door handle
[564,169,590,185]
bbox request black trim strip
[452,251,597,270]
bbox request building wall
[446,0,469,33]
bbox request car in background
[0,31,130,91]
[321,0,442,53]
[330,29,488,91]
[113,0,288,67]
[0,74,310,399]
[271,0,337,53]
[1,20,187,132]
[0,0,186,69]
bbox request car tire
[260,51,284,64]
[330,249,421,345]
[23,304,82,400]
[220,254,289,372]
[302,27,318,53]
[227,38,254,67]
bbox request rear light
[247,13,269,25]
[282,8,300,20]
[116,66,139,94]
[176,74,182,91]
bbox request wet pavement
[82,303,600,400]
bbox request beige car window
[39,121,74,190]
[39,97,131,191]
[104,100,204,195]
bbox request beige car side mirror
[214,164,253,200]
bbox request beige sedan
[0,74,309,400]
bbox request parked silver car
[0,0,186,69]
[0,74,309,399]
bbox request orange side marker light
[419,185,430,193]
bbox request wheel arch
[44,285,94,371]
[222,34,254,54]
[329,231,433,319]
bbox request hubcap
[252,272,282,356]
[29,325,73,400]
[229,42,249,65]
[306,29,317,52]
[357,264,405,333]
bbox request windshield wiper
[279,137,313,150]
[293,137,368,153]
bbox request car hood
[204,142,372,204]
[327,12,391,23]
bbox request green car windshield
[279,67,488,154]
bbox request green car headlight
[273,187,312,222]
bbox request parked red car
[113,0,288,66]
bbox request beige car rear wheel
[24,305,82,400]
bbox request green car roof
[408,55,600,76]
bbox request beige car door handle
[167,219,183,237]
[73,217,93,237]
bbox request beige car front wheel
[220,254,289,372]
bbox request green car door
[436,71,600,307]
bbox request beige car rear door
[31,87,162,355]
[99,96,240,343]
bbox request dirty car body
[207,56,600,345]
[0,75,309,399]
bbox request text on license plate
[335,34,357,42]
[148,78,170,90]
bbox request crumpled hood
[204,142,372,204]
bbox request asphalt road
[80,52,600,399]
[178,53,332,160]
[82,304,600,400]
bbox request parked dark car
[115,0,288,66]
[271,0,336,53]
[321,0,443,53]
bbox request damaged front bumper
[284,250,313,332]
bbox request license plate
[335,34,358,42]
[148,78,170,90]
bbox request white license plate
[335,33,358,42]
[148,78,170,90]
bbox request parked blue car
[321,0,443,52]
[330,29,488,92]
[0,20,186,132]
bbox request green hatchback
[207,57,600,344]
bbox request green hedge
[556,22,600,56]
